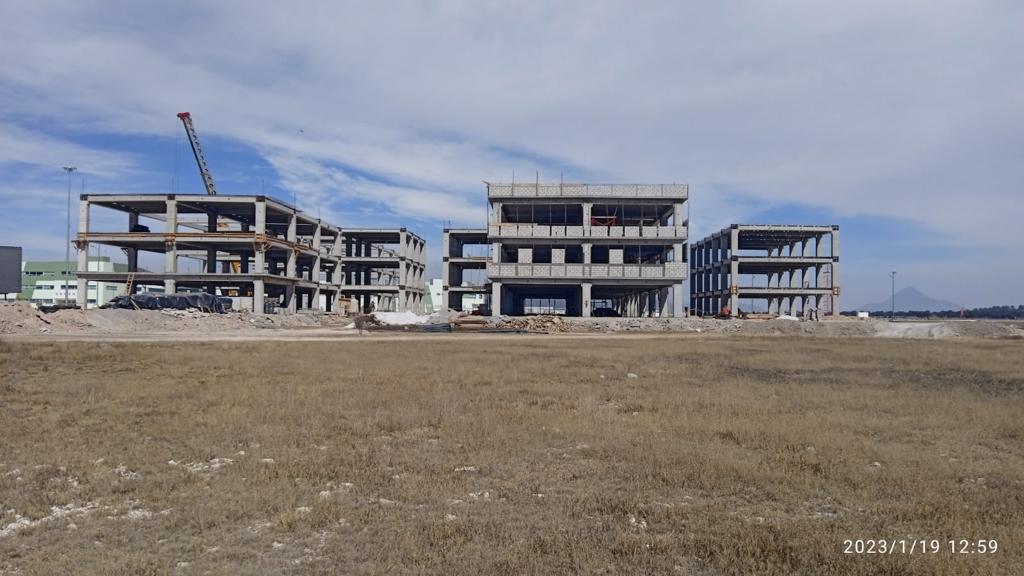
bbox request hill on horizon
[855,286,960,312]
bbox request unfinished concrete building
[441,228,489,312]
[74,194,427,314]
[485,182,688,317]
[341,228,427,314]
[74,194,344,313]
[690,224,840,317]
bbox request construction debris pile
[498,315,580,333]
[0,301,328,336]
[1,301,1020,340]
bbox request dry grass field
[1,335,1022,575]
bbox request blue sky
[1,1,1021,307]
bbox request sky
[0,1,1021,308]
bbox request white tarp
[373,311,430,325]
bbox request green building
[20,257,128,308]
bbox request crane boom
[176,112,218,196]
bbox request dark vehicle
[592,307,620,317]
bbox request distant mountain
[856,286,960,312]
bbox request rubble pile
[0,302,331,335]
[499,315,584,333]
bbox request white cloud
[0,1,1021,302]
[0,124,137,178]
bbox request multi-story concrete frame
[690,224,840,317]
[341,228,426,313]
[441,228,489,311]
[74,194,344,313]
[486,183,688,317]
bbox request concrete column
[163,199,177,294]
[255,201,266,234]
[582,282,592,317]
[284,285,297,314]
[165,198,178,234]
[583,202,592,234]
[673,202,682,226]
[206,210,218,261]
[491,281,502,316]
[312,225,323,309]
[75,199,91,307]
[729,259,739,316]
[672,283,683,317]
[659,287,670,316]
[253,280,264,313]
[442,233,451,309]
[830,227,841,316]
[286,215,297,277]
[253,200,267,280]
[126,211,139,272]
[254,246,266,275]
[583,242,591,264]
[284,243,296,278]
[331,261,342,285]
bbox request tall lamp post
[889,270,897,322]
[62,166,77,305]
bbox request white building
[428,277,485,313]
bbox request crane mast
[176,112,218,196]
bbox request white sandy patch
[168,457,234,473]
[0,502,99,538]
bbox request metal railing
[488,224,687,239]
[487,183,688,198]
[486,262,687,280]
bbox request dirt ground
[1,336,1022,575]
[2,302,1021,341]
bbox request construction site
[6,6,1024,574]
[690,224,840,318]
[443,182,689,317]
[4,157,1023,576]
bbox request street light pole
[62,166,77,305]
[889,270,897,322]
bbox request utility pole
[62,166,77,305]
[889,270,897,322]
